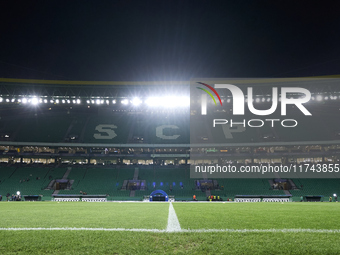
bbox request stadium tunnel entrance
[149,190,168,202]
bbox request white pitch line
[166,202,181,232]
[1,228,340,233]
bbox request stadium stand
[0,78,340,203]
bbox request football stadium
[1,77,340,254]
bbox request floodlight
[96,99,101,105]
[0,97,2,102]
[86,100,90,104]
[17,191,20,195]
[55,99,60,104]
[44,99,48,103]
[31,97,39,105]
[255,98,260,103]
[145,97,160,107]
[316,95,323,101]
[112,99,116,104]
[6,99,10,102]
[22,98,28,104]
[62,100,65,104]
[334,193,337,197]
[121,99,129,105]
[131,97,142,106]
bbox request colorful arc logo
[196,82,223,106]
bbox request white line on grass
[166,202,181,232]
[1,228,340,233]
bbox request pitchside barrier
[52,194,107,202]
[234,195,291,202]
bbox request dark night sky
[1,0,340,81]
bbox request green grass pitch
[1,202,340,254]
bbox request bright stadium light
[62,99,65,104]
[86,100,90,104]
[96,99,101,105]
[316,95,323,101]
[131,97,142,106]
[6,99,10,102]
[22,98,28,104]
[121,99,129,105]
[163,96,177,107]
[76,99,81,104]
[31,97,39,105]
[16,191,20,195]
[146,96,189,108]
[44,99,48,103]
[145,97,160,107]
[112,99,116,104]
[55,99,59,104]
[255,98,260,103]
